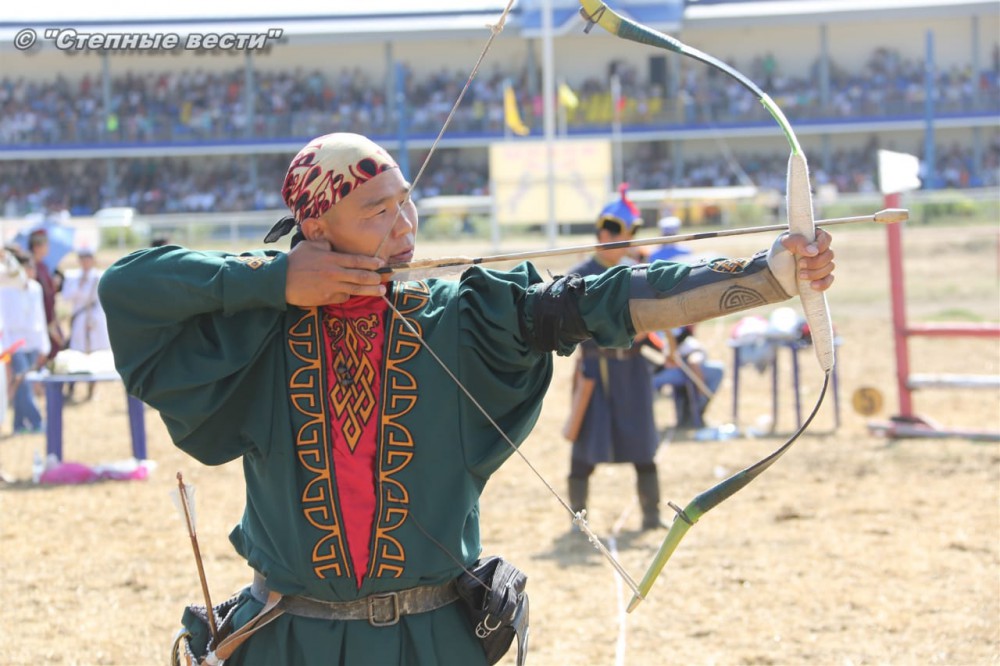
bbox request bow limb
[578,0,838,610]
[577,0,835,368]
[578,0,802,152]
[787,153,836,372]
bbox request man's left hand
[778,228,835,292]
[767,229,835,296]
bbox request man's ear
[300,217,323,241]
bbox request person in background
[647,211,692,264]
[60,247,112,401]
[27,230,65,362]
[652,325,726,430]
[646,213,724,430]
[99,132,836,666]
[0,247,30,447]
[562,185,668,531]
[1,249,50,434]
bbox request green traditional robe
[99,246,689,665]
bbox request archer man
[99,132,834,666]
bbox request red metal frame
[869,193,1000,441]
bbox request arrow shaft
[176,473,218,641]
[382,210,903,278]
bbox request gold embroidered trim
[369,284,427,578]
[289,308,351,580]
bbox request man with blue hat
[563,184,669,530]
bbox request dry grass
[1,221,997,665]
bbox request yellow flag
[558,82,579,109]
[504,84,530,136]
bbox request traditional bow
[577,0,837,611]
[370,0,857,611]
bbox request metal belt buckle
[368,592,400,627]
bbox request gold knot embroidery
[708,258,751,274]
[236,256,275,270]
[325,312,380,452]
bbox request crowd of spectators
[3,135,996,218]
[0,148,494,217]
[1,44,997,217]
[623,135,1000,193]
[2,46,997,145]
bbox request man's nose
[394,204,416,231]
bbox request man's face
[30,238,49,258]
[305,168,417,264]
[596,219,633,264]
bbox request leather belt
[584,346,639,360]
[250,572,460,627]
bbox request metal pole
[102,53,117,222]
[395,61,411,181]
[819,24,832,176]
[970,16,983,185]
[542,0,558,248]
[923,31,937,190]
[884,192,913,418]
[245,51,258,219]
[611,72,623,186]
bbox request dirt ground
[1,222,997,665]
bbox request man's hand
[769,228,836,296]
[284,240,387,306]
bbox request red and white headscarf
[265,133,399,243]
[283,133,398,222]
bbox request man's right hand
[284,240,387,306]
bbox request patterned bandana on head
[264,133,399,243]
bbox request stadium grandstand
[0,0,997,228]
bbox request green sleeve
[452,263,553,476]
[98,246,289,464]
[449,259,692,476]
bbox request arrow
[172,472,218,642]
[379,208,907,281]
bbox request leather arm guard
[629,244,795,335]
[521,236,797,354]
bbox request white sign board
[489,139,611,225]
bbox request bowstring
[381,294,642,595]
[371,0,517,260]
[364,0,643,595]
[366,0,627,590]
